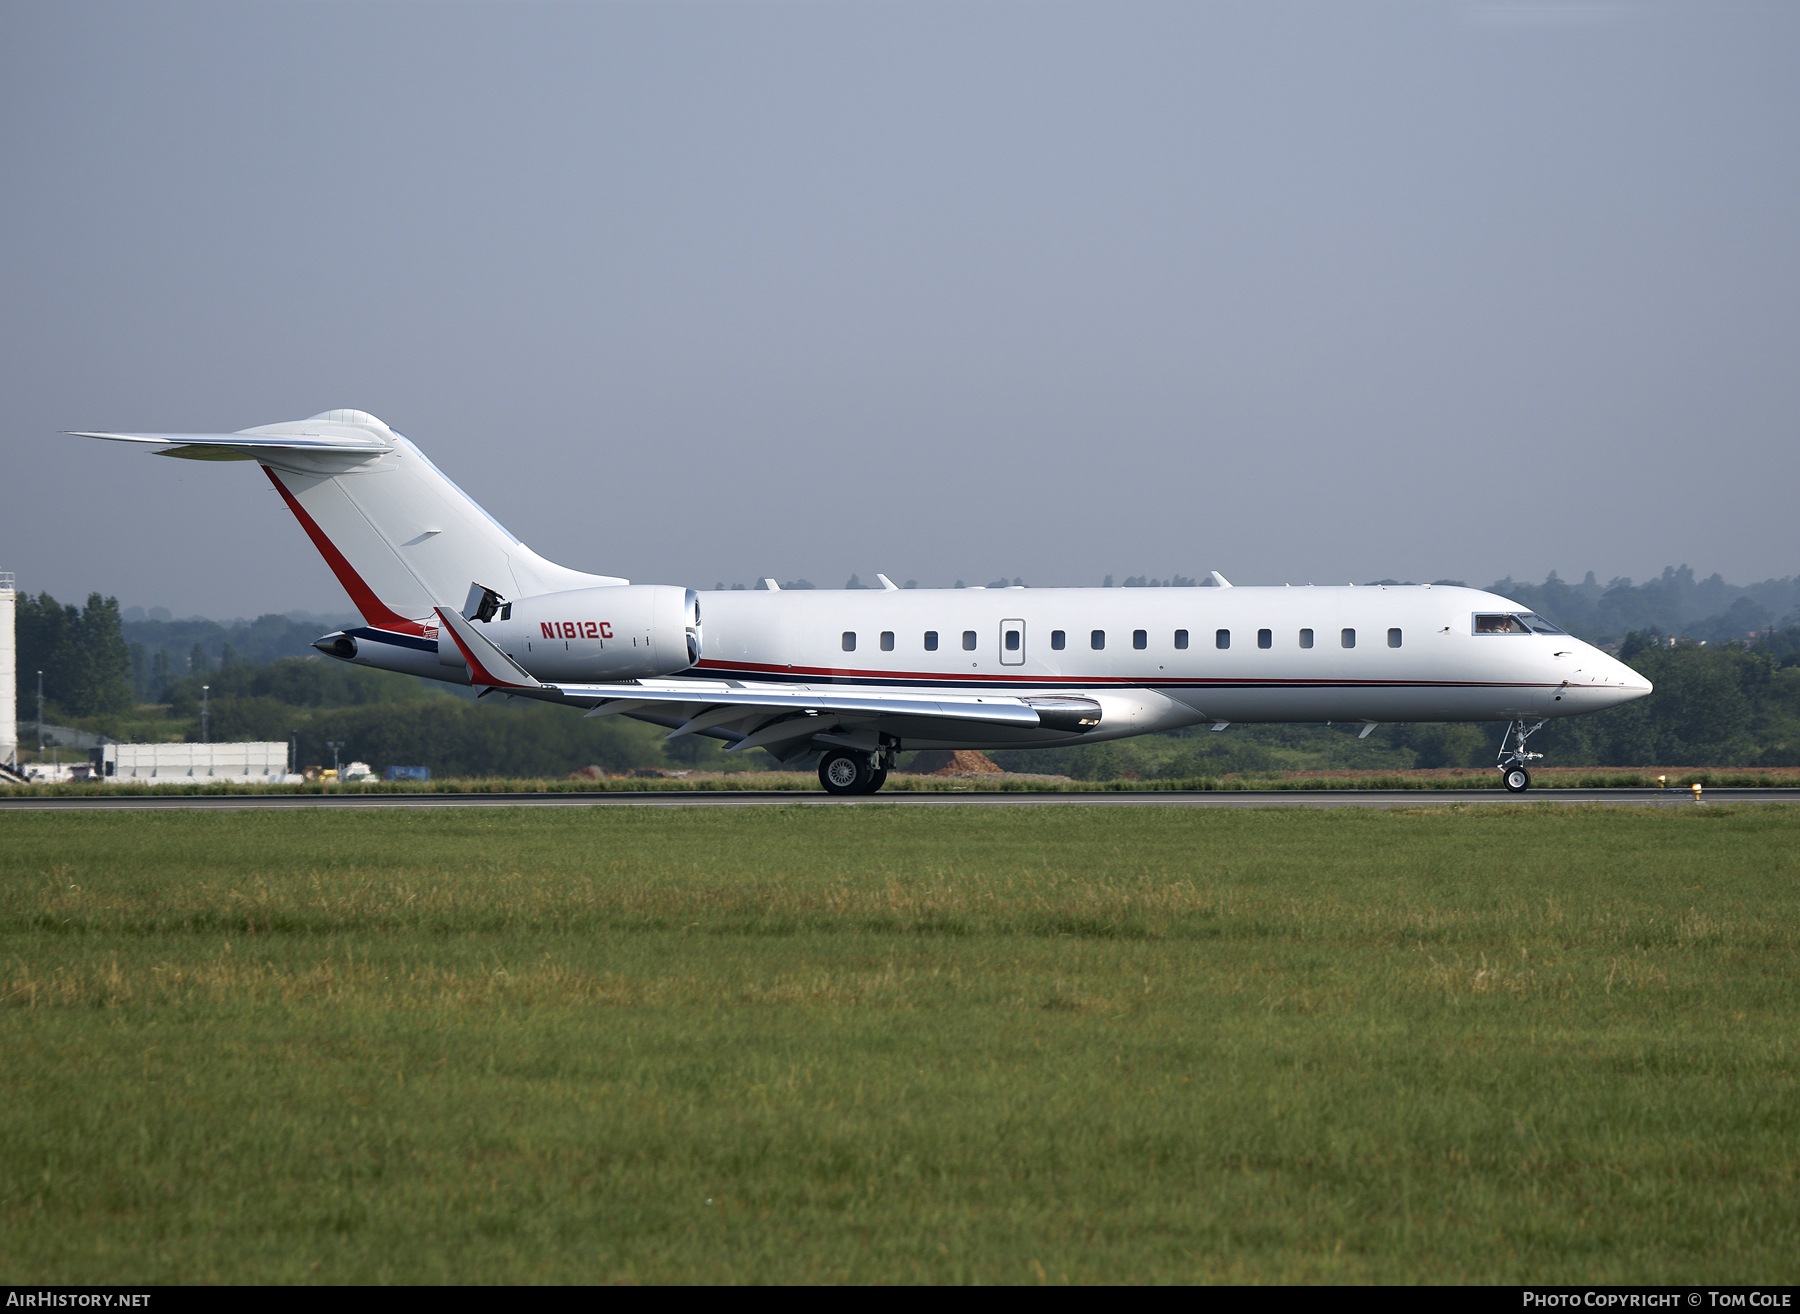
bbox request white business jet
[71,410,1652,794]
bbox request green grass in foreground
[2,805,1797,1283]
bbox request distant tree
[15,592,77,716]
[188,642,209,675]
[13,591,133,718]
[73,594,135,716]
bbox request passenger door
[999,619,1026,666]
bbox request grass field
[2,804,1796,1283]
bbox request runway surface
[3,789,1795,811]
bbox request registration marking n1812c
[541,622,612,639]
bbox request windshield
[1473,612,1566,635]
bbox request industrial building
[96,741,292,784]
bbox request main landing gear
[1499,719,1546,793]
[818,747,892,795]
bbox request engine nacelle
[457,585,701,682]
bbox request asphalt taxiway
[2,789,1794,812]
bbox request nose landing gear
[1498,719,1545,793]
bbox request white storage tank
[0,572,15,772]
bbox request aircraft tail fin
[71,410,626,632]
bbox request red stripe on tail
[262,466,422,634]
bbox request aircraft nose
[1602,656,1652,704]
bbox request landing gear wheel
[866,768,888,794]
[1503,766,1531,793]
[819,750,872,795]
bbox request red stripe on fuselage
[690,658,1554,690]
[262,465,422,634]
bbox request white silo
[0,572,15,770]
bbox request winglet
[434,607,545,689]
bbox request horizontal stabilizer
[67,430,392,459]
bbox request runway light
[1658,774,1667,790]
[1691,783,1703,801]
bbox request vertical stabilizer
[71,411,627,632]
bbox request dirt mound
[906,749,1004,775]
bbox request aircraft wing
[565,680,1102,751]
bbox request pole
[289,729,299,777]
[37,670,44,754]
[201,685,209,745]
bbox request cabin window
[881,631,895,652]
[1005,629,1021,652]
[842,632,856,652]
[1133,629,1147,650]
[1216,629,1230,650]
[1091,630,1106,650]
[924,631,939,651]
[1258,629,1272,649]
[1299,628,1313,649]
[1341,628,1356,648]
[962,630,977,651]
[1051,630,1066,650]
[1174,629,1188,649]
[1388,628,1402,648]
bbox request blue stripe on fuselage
[352,626,436,653]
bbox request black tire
[865,768,888,794]
[819,750,870,795]
[1503,766,1530,793]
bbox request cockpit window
[1473,612,1564,635]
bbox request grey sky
[4,1,1795,618]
